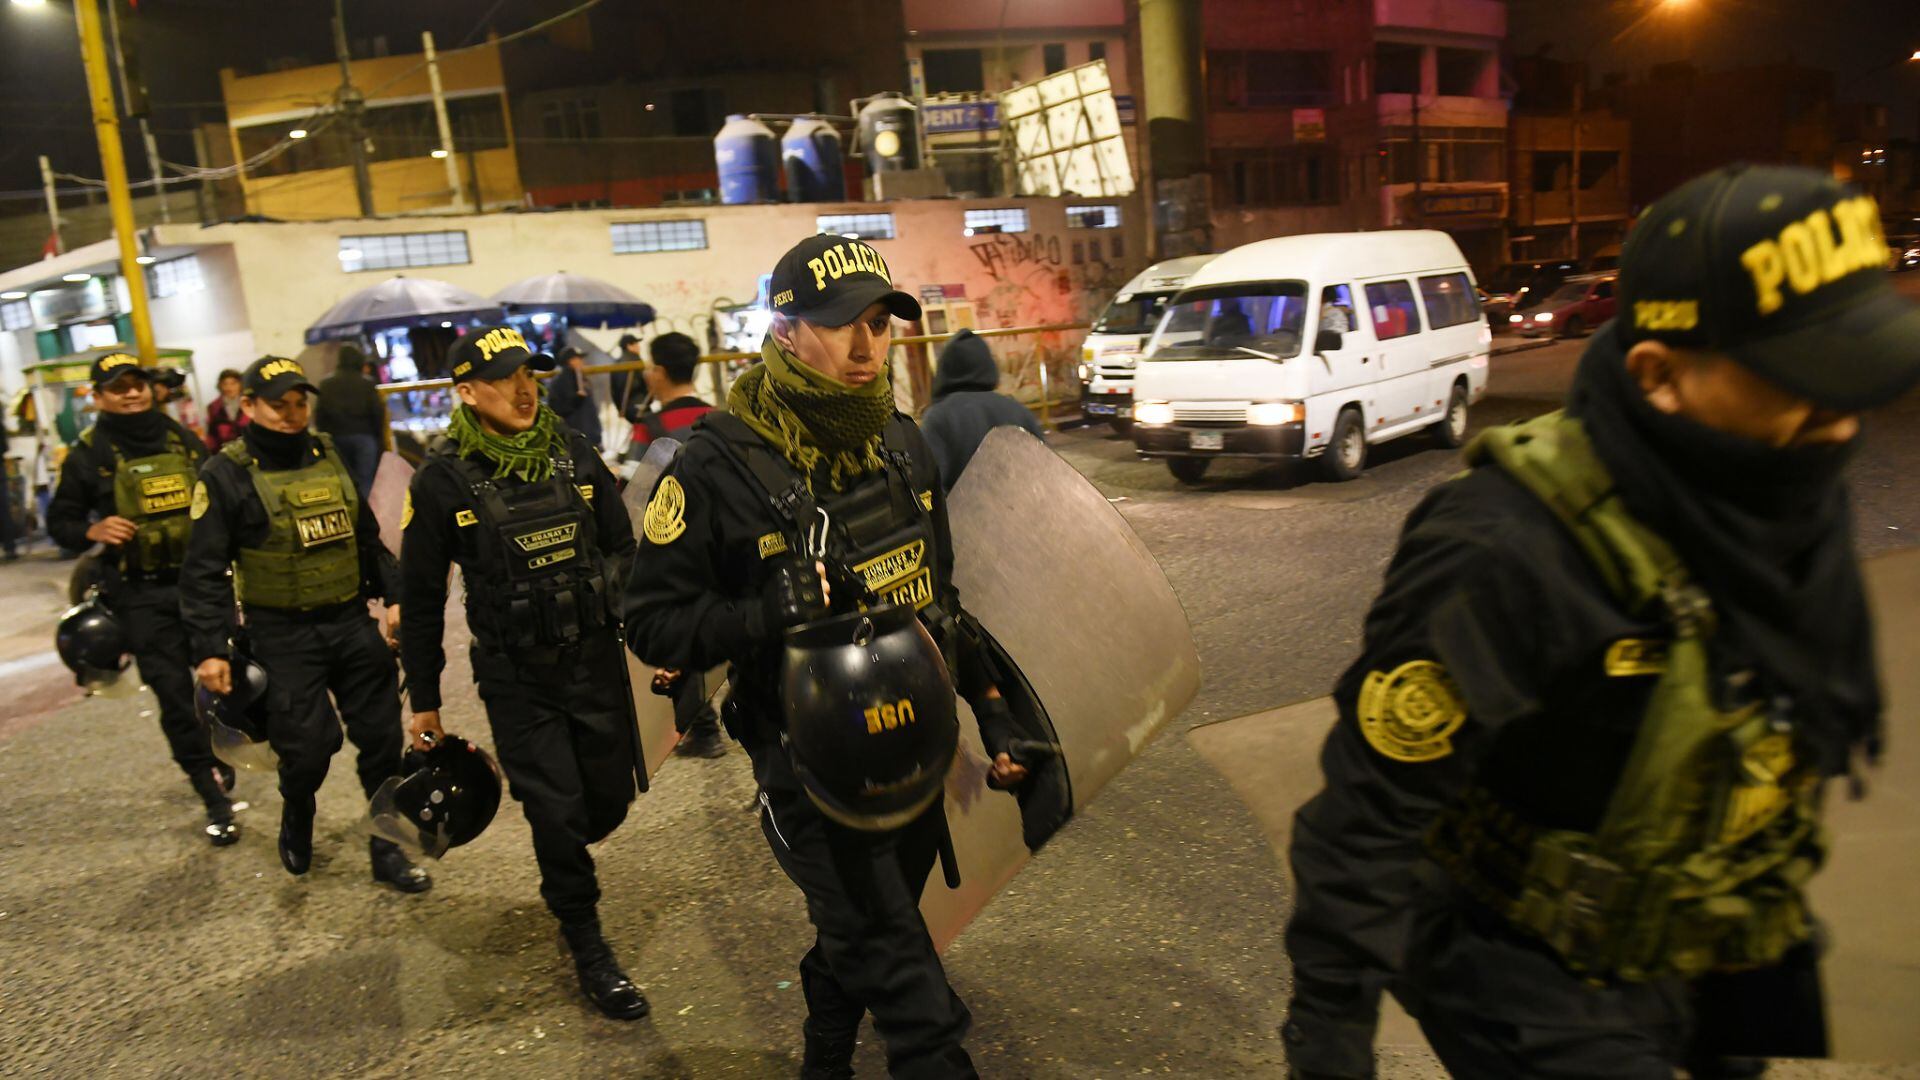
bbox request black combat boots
[369,837,433,893]
[189,766,239,847]
[800,1019,858,1079]
[278,790,315,873]
[561,919,650,1021]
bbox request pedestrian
[1282,164,1920,1080]
[918,328,1045,493]
[547,344,603,448]
[611,332,647,424]
[624,234,1031,1078]
[205,368,248,451]
[314,345,390,497]
[626,330,726,759]
[45,352,235,843]
[397,325,649,1021]
[180,355,430,894]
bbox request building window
[147,255,206,299]
[0,300,29,331]
[1208,50,1334,109]
[1381,126,1505,184]
[963,208,1029,234]
[237,96,508,178]
[1417,272,1479,329]
[1375,43,1423,95]
[1363,280,1424,340]
[1089,42,1107,64]
[1436,47,1491,97]
[338,230,471,273]
[540,98,602,141]
[816,213,896,240]
[610,219,709,254]
[1044,43,1068,75]
[923,48,985,94]
[1212,146,1338,207]
[1066,204,1122,229]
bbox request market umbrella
[305,275,503,344]
[491,271,656,329]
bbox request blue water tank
[715,114,779,204]
[782,116,846,203]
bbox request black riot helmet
[55,593,130,693]
[197,654,278,772]
[364,735,503,859]
[780,604,959,831]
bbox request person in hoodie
[918,328,1044,492]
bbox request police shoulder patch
[644,475,687,545]
[189,481,210,521]
[1356,659,1468,764]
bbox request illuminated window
[338,231,470,273]
[1066,204,1121,229]
[147,255,205,299]
[963,208,1029,234]
[816,213,896,240]
[0,300,29,331]
[611,220,708,254]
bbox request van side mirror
[1314,329,1344,354]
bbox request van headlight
[1077,362,1092,382]
[1247,402,1302,426]
[1134,401,1174,426]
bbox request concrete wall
[239,148,524,220]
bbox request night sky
[2,0,1917,203]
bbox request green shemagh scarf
[726,334,892,492]
[446,402,568,483]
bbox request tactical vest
[221,434,363,611]
[705,414,945,622]
[83,425,196,575]
[456,451,612,651]
[1424,412,1825,983]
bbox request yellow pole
[73,0,156,365]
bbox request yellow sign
[1633,300,1699,333]
[258,358,307,381]
[473,326,529,361]
[1739,194,1888,315]
[139,473,190,514]
[880,567,934,611]
[528,547,577,570]
[854,540,925,592]
[455,509,478,528]
[644,475,687,545]
[294,486,332,506]
[864,697,917,735]
[514,523,579,552]
[806,241,891,293]
[758,532,789,559]
[1357,659,1468,763]
[295,507,354,548]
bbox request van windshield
[1093,291,1176,335]
[1146,282,1310,360]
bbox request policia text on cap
[624,233,1028,1077]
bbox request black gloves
[758,556,829,638]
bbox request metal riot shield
[922,428,1201,949]
[620,438,694,779]
[367,451,414,557]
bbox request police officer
[625,234,1029,1078]
[180,356,429,893]
[46,352,235,845]
[1282,164,1920,1079]
[397,325,648,1021]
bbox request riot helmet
[197,653,278,772]
[781,604,958,831]
[365,735,503,859]
[55,591,130,694]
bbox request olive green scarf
[446,402,569,483]
[726,334,893,492]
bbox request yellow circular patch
[644,475,687,545]
[189,481,210,520]
[1356,660,1468,763]
[399,490,414,530]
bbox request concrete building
[1506,56,1632,265]
[1614,62,1839,212]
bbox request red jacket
[631,396,712,449]
[205,397,248,450]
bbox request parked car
[1129,229,1490,485]
[1514,273,1617,338]
[1481,260,1580,331]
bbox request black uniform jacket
[622,413,974,730]
[179,437,400,666]
[46,416,207,568]
[398,429,635,713]
[1286,463,1676,1043]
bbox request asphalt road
[2,320,1918,1078]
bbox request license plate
[1190,431,1224,451]
[1085,403,1114,416]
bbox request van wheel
[1320,408,1367,482]
[1167,457,1210,485]
[1560,315,1585,339]
[1108,417,1134,436]
[1431,382,1470,449]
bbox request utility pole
[422,31,468,212]
[72,0,157,364]
[141,120,170,223]
[38,156,64,257]
[1569,62,1583,264]
[333,0,377,218]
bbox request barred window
[816,213,896,240]
[0,300,30,331]
[963,208,1028,234]
[338,231,471,273]
[610,219,708,254]
[147,255,206,299]
[1066,204,1121,229]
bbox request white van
[1130,230,1490,484]
[1077,254,1215,432]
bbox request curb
[1491,338,1557,357]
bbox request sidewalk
[0,546,89,735]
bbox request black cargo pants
[113,578,220,781]
[247,604,403,803]
[745,729,976,1080]
[473,633,636,925]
